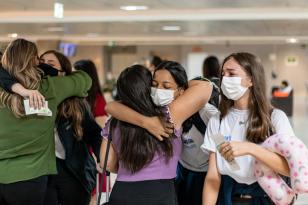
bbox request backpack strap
[97,119,115,205]
[191,112,207,135]
[189,76,219,135]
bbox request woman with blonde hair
[0,39,91,205]
[0,49,102,205]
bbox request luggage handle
[97,125,113,205]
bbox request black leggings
[43,158,90,205]
[0,175,48,205]
[109,179,178,205]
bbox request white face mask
[221,76,248,100]
[151,87,174,106]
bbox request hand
[219,141,252,162]
[96,163,103,174]
[11,83,45,109]
[142,116,174,141]
[92,153,103,173]
[24,90,45,109]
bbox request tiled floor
[100,95,308,205]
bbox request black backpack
[185,77,220,135]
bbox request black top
[0,63,59,92]
[0,66,17,92]
[57,104,102,193]
[0,64,102,193]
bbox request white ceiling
[1,0,308,11]
[1,0,308,44]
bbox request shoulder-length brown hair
[40,50,86,140]
[0,38,42,117]
[220,52,272,143]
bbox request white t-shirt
[180,103,219,172]
[55,128,66,159]
[201,108,295,185]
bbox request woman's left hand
[219,141,253,162]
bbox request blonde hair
[0,38,42,117]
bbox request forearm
[249,143,290,176]
[203,153,221,205]
[170,80,212,127]
[11,83,28,96]
[0,66,18,92]
[105,101,147,128]
[203,179,220,205]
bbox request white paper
[23,99,52,117]
[210,133,240,171]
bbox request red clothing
[93,94,107,117]
[273,90,289,97]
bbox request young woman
[0,50,102,205]
[40,51,102,205]
[0,39,91,205]
[100,61,212,205]
[201,52,295,205]
[146,55,163,72]
[202,55,220,87]
[176,89,219,205]
[74,59,108,127]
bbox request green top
[0,71,91,184]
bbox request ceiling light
[120,6,148,11]
[8,33,18,38]
[286,38,298,44]
[54,2,64,18]
[47,27,64,32]
[162,26,181,31]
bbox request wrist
[246,142,258,156]
[140,116,151,129]
[11,83,26,97]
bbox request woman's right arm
[169,80,212,129]
[0,66,45,108]
[46,71,92,105]
[106,101,173,141]
[203,153,221,205]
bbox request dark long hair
[151,55,162,69]
[40,50,85,140]
[203,55,220,79]
[220,52,272,143]
[154,61,192,132]
[110,65,173,173]
[73,60,102,112]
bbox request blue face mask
[150,87,174,106]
